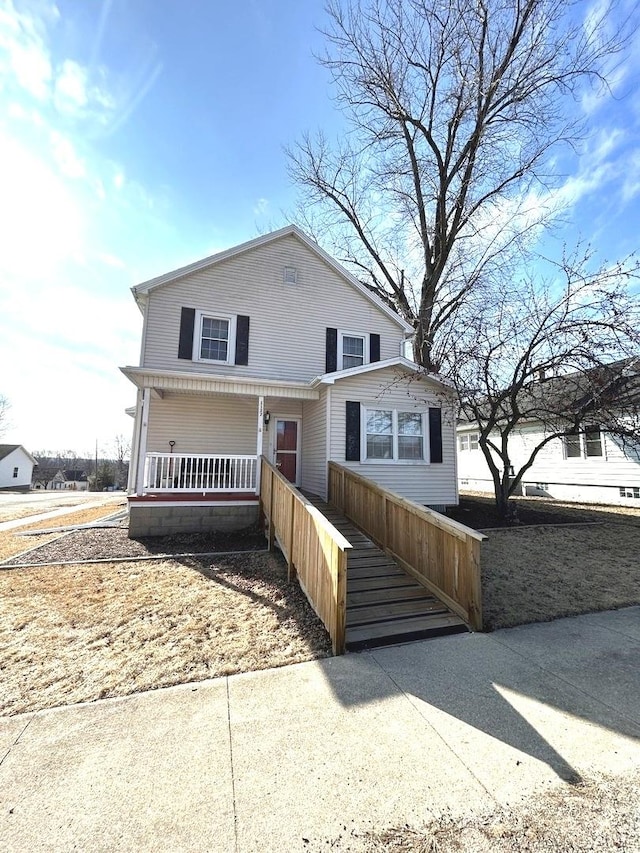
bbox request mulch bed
[447,494,637,530]
[3,524,267,567]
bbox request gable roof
[0,444,37,464]
[131,224,414,333]
[458,357,640,426]
[312,356,455,392]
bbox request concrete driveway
[1,607,639,852]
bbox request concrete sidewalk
[1,607,639,852]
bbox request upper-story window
[179,307,250,367]
[459,432,479,451]
[193,311,236,364]
[12,467,18,478]
[326,327,380,373]
[564,425,603,459]
[338,330,369,370]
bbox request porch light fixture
[263,411,271,426]
[168,440,176,452]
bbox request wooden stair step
[347,575,420,592]
[346,613,468,651]
[348,568,405,582]
[347,598,448,626]
[347,587,436,607]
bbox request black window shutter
[326,327,337,373]
[345,401,361,461]
[370,333,380,362]
[178,307,196,360]
[429,408,443,463]
[235,315,250,365]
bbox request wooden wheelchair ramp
[305,495,467,651]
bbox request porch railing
[143,453,257,492]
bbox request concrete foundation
[128,502,260,538]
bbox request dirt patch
[0,551,332,716]
[345,767,640,852]
[2,524,267,566]
[481,522,640,630]
[449,493,640,529]
[0,502,127,564]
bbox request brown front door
[275,419,299,484]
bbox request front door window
[275,419,299,484]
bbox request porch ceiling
[120,367,320,400]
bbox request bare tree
[112,434,131,489]
[451,249,640,519]
[0,395,10,437]
[288,0,635,370]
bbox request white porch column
[256,395,265,494]
[135,387,151,495]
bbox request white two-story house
[121,225,459,536]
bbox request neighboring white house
[0,445,36,492]
[457,419,640,507]
[121,224,459,535]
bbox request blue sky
[0,0,639,456]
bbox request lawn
[1,493,638,716]
[0,551,331,716]
[450,494,640,630]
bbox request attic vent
[283,266,298,285]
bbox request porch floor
[303,494,468,651]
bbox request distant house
[62,469,89,490]
[47,469,89,490]
[0,445,37,492]
[457,360,640,507]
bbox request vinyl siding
[457,423,640,505]
[329,368,458,506]
[301,388,328,498]
[141,234,404,381]
[0,448,34,489]
[146,394,258,455]
[146,393,304,458]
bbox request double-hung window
[194,312,236,364]
[338,331,368,370]
[458,432,479,451]
[365,408,426,462]
[564,425,604,459]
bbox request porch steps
[303,494,468,651]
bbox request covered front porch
[121,366,321,534]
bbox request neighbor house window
[12,467,18,478]
[620,486,640,499]
[564,425,604,459]
[338,331,369,370]
[365,408,425,462]
[458,432,479,451]
[194,312,236,363]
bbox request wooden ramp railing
[260,458,352,655]
[328,462,486,631]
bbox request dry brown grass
[0,552,331,716]
[481,522,640,630]
[0,502,125,563]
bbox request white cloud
[0,130,84,279]
[54,59,89,110]
[253,197,270,215]
[0,0,53,100]
[48,129,86,179]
